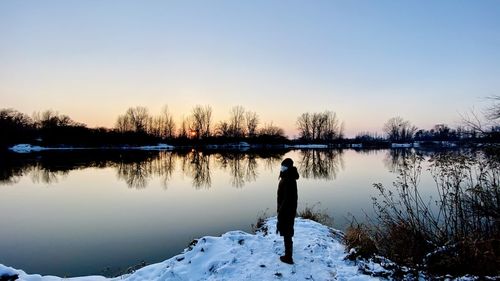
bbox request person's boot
[280,236,294,264]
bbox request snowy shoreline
[7,141,471,154]
[7,144,175,154]
[0,217,386,281]
[7,143,328,154]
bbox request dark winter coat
[277,166,299,237]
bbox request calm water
[0,148,440,277]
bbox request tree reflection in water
[181,150,211,189]
[116,160,152,189]
[0,150,286,189]
[0,162,24,185]
[215,153,260,188]
[30,165,69,184]
[383,149,421,173]
[155,151,176,189]
[297,149,344,180]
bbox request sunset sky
[1,0,499,137]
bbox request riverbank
[1,217,385,281]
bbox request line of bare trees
[296,111,344,141]
[114,105,350,142]
[2,95,498,147]
[114,104,284,141]
[115,106,175,139]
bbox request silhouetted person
[277,158,299,264]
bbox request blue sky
[1,0,499,137]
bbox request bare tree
[383,116,417,142]
[245,111,259,138]
[259,122,284,137]
[311,112,327,140]
[178,116,189,138]
[189,105,212,139]
[161,105,176,139]
[202,105,212,138]
[215,121,230,137]
[116,106,150,133]
[229,106,246,138]
[321,111,343,141]
[460,96,500,134]
[0,108,32,128]
[144,105,177,139]
[461,108,486,134]
[486,95,500,121]
[297,113,312,140]
[297,111,343,141]
[33,110,80,129]
[115,115,131,132]
[147,116,158,136]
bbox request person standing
[276,158,299,264]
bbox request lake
[0,148,442,277]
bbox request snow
[204,142,251,150]
[0,217,382,281]
[8,144,47,153]
[287,144,329,149]
[390,143,412,148]
[137,143,175,150]
[8,144,176,153]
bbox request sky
[1,0,499,138]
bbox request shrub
[376,220,432,266]
[344,223,377,260]
[252,210,269,235]
[297,204,334,227]
[367,151,500,277]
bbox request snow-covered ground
[8,144,174,153]
[8,144,49,153]
[286,144,329,149]
[0,217,383,281]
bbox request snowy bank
[0,217,383,281]
[286,144,329,149]
[135,144,175,151]
[8,144,48,153]
[8,144,175,153]
[390,143,412,148]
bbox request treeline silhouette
[1,101,499,150]
[0,106,292,149]
[355,116,499,145]
[0,109,160,148]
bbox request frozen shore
[8,144,175,153]
[0,217,384,281]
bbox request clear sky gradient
[1,0,499,137]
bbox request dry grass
[357,151,500,277]
[344,223,377,260]
[297,204,334,227]
[251,210,269,235]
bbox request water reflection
[30,165,69,184]
[383,149,414,173]
[297,149,345,180]
[216,153,257,188]
[0,150,291,189]
[6,149,455,188]
[1,149,447,188]
[156,151,176,189]
[0,160,24,185]
[382,148,454,173]
[181,151,211,189]
[117,161,151,189]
